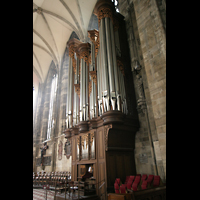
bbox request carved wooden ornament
[104,124,112,151]
[74,83,80,98]
[89,80,92,97]
[97,7,113,26]
[88,30,100,57]
[89,70,97,85]
[69,44,77,74]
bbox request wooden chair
[43,174,47,186]
[39,175,43,185]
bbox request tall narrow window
[47,74,58,140]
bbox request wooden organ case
[63,0,139,196]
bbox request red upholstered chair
[134,175,141,183]
[114,182,120,193]
[147,175,154,185]
[141,180,148,190]
[141,175,154,190]
[124,176,130,188]
[132,175,141,191]
[141,174,147,181]
[120,184,127,194]
[153,176,160,187]
[127,176,135,189]
[125,176,130,184]
[115,178,121,185]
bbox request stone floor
[33,188,80,200]
[33,189,55,200]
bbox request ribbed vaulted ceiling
[33,0,98,90]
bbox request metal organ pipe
[85,61,89,121]
[73,85,76,126]
[83,60,86,121]
[101,18,110,112]
[99,21,104,114]
[110,17,121,111]
[105,17,116,110]
[68,56,73,128]
[80,58,83,121]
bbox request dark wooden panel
[116,154,125,182]
[124,154,136,177]
[106,153,116,188]
[108,129,135,149]
[106,151,136,188]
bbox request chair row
[33,171,71,186]
[114,174,163,193]
[33,171,71,176]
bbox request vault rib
[59,0,84,41]
[33,43,53,58]
[33,51,44,78]
[33,64,43,83]
[33,29,58,68]
[41,12,60,65]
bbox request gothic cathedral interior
[33,0,166,199]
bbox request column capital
[88,29,100,58]
[76,42,91,66]
[94,0,116,26]
[88,29,99,44]
[67,38,82,74]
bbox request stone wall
[118,0,166,181]
[55,134,72,172]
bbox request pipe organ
[66,6,128,129]
[64,0,139,195]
